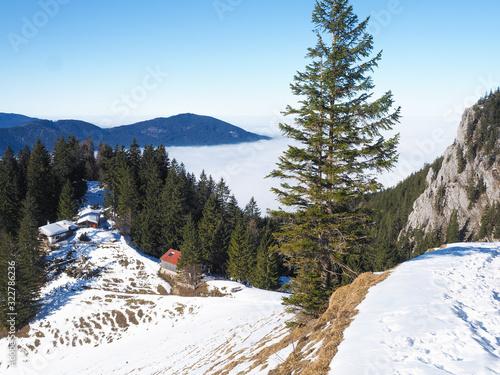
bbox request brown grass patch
[112,310,129,328]
[214,271,391,375]
[269,271,391,375]
[158,272,227,297]
[126,309,139,325]
[157,284,169,295]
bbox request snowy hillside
[330,243,500,374]
[2,183,499,374]
[0,183,292,374]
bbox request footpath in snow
[329,242,500,375]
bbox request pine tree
[17,145,31,200]
[0,231,15,329]
[128,138,142,185]
[243,197,261,223]
[0,146,22,235]
[135,165,163,257]
[96,142,114,183]
[81,135,97,181]
[198,194,226,273]
[268,0,400,316]
[446,210,460,243]
[253,223,280,290]
[178,215,202,268]
[226,221,248,282]
[14,196,44,329]
[52,136,87,204]
[102,145,126,215]
[116,163,139,235]
[66,136,87,203]
[57,179,78,221]
[27,139,56,224]
[160,167,186,250]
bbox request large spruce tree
[0,146,22,235]
[27,139,56,224]
[268,0,400,315]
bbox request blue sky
[2,0,498,126]
[1,0,500,198]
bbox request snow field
[329,242,500,375]
[0,205,292,374]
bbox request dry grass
[126,309,139,325]
[158,272,226,297]
[0,324,31,339]
[214,271,391,375]
[269,271,391,375]
[112,310,129,328]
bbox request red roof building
[160,249,181,274]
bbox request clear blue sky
[1,0,499,131]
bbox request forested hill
[363,90,500,271]
[0,113,270,154]
[0,113,39,128]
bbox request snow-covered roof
[39,221,79,237]
[77,209,100,224]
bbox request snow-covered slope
[0,183,291,375]
[330,242,500,374]
[2,182,499,374]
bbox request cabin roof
[39,220,79,237]
[160,249,181,266]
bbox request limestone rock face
[403,104,500,242]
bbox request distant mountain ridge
[0,113,39,128]
[0,113,271,154]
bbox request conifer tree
[154,144,170,182]
[268,0,400,315]
[178,215,202,268]
[81,135,97,181]
[14,196,43,329]
[0,231,15,329]
[160,167,185,250]
[244,197,261,223]
[446,210,460,243]
[0,146,22,235]
[254,224,280,290]
[66,136,87,202]
[135,165,163,257]
[198,194,226,273]
[17,145,31,201]
[128,138,142,185]
[102,145,127,215]
[27,139,56,224]
[97,142,114,183]
[57,179,78,221]
[53,136,87,204]
[196,171,215,218]
[226,221,248,282]
[116,163,139,234]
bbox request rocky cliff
[403,91,500,243]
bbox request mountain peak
[0,113,271,154]
[403,90,500,243]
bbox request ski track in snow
[329,242,500,375]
